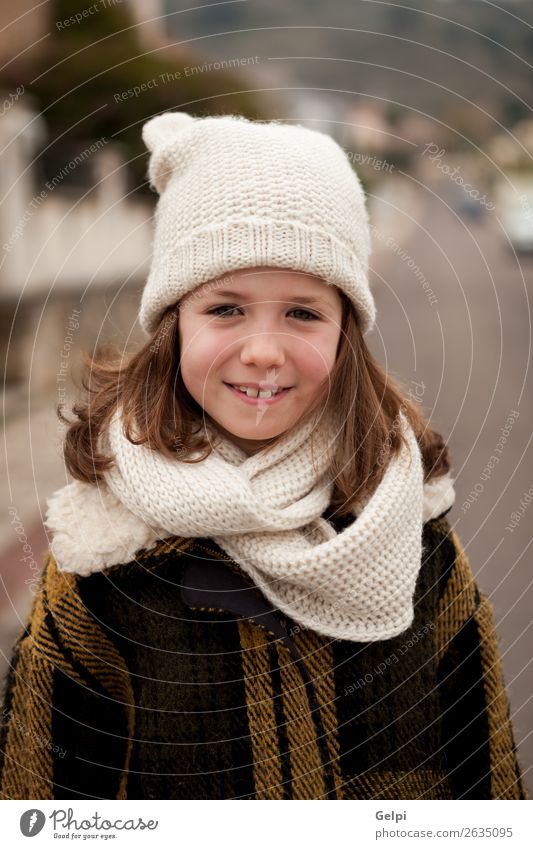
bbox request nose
[238,331,286,370]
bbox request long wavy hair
[58,290,450,517]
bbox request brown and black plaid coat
[0,509,528,800]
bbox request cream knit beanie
[139,111,376,335]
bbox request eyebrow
[202,290,332,308]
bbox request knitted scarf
[102,408,424,642]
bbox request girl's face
[178,266,343,455]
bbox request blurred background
[1,0,532,793]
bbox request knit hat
[139,111,376,335]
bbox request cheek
[293,332,339,382]
[179,327,226,387]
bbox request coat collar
[180,552,297,650]
[45,472,455,577]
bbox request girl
[0,112,528,800]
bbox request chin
[226,424,284,439]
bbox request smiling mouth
[224,383,292,399]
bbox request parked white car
[494,175,533,253]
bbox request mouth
[223,382,292,405]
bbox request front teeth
[235,385,282,398]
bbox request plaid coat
[0,509,528,800]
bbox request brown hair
[58,292,450,517]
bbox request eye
[207,305,241,317]
[290,308,320,321]
[206,306,320,321]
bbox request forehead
[191,268,341,304]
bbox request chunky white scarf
[101,407,427,642]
